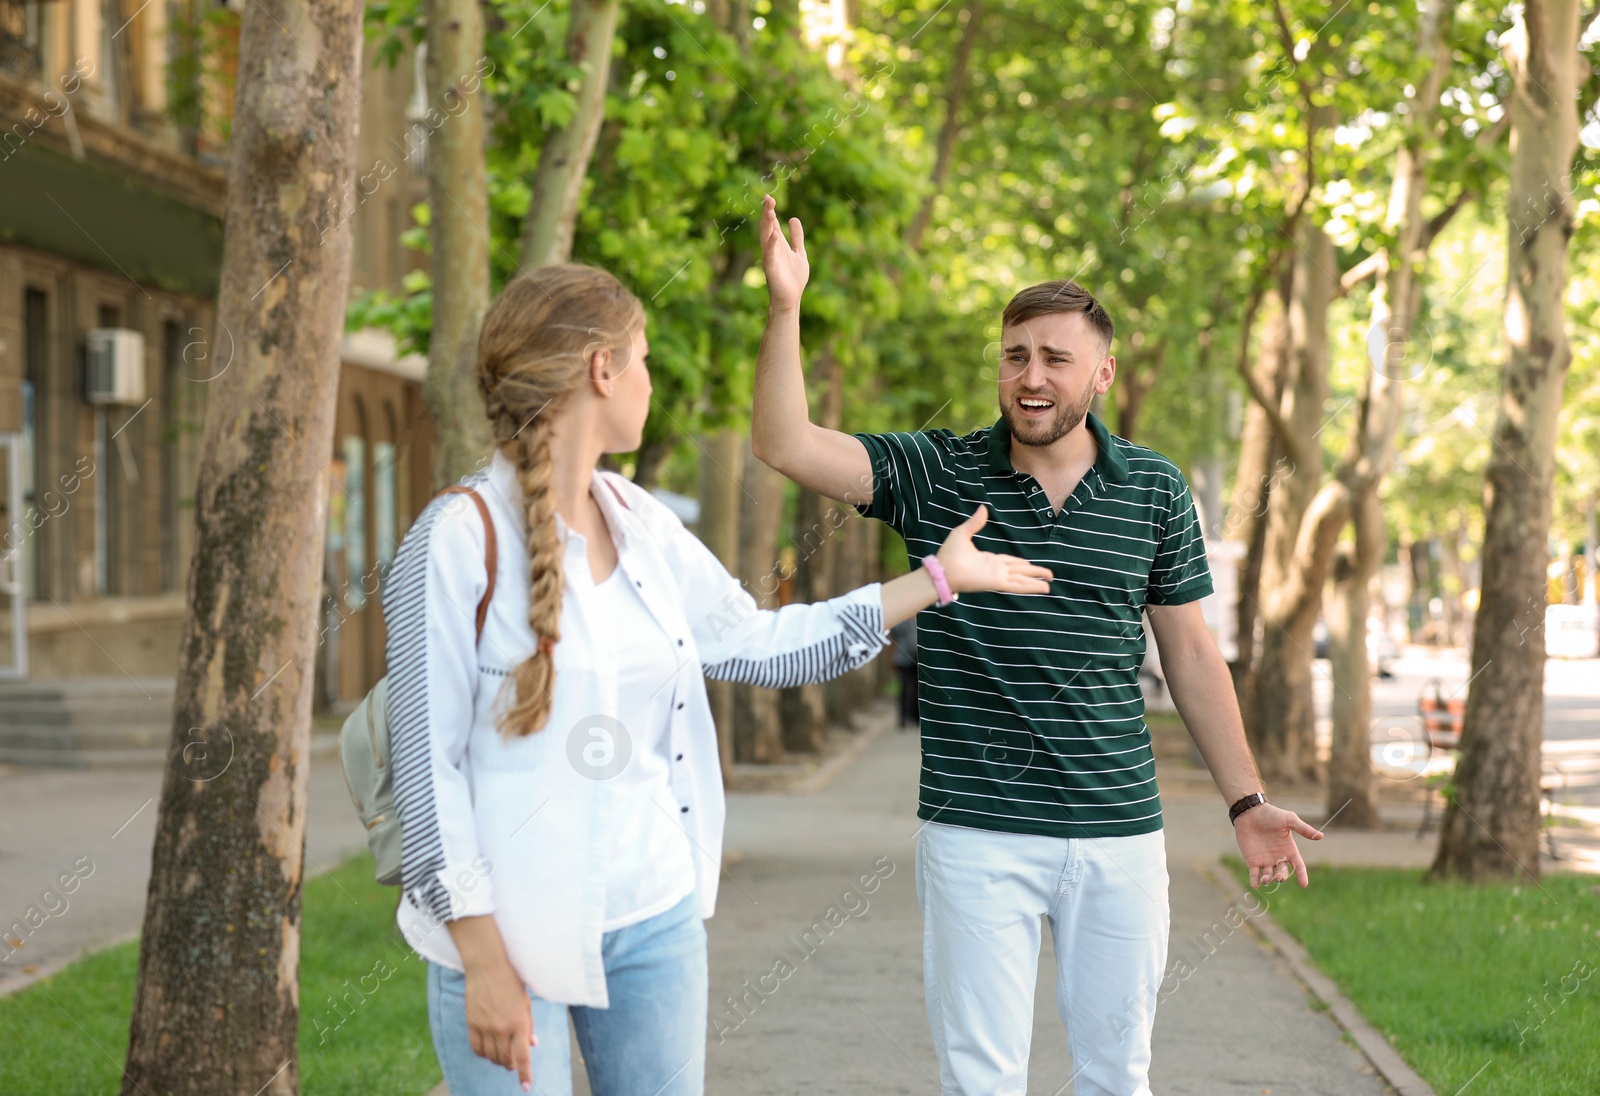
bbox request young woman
[382,263,1054,1096]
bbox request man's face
[998,311,1115,447]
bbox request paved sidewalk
[430,709,1412,1095]
[696,715,1398,1096]
[4,705,1459,1094]
[0,740,367,997]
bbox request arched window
[374,400,399,581]
[343,395,368,611]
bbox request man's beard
[1004,375,1097,447]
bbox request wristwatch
[1228,792,1267,825]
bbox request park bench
[1415,679,1464,836]
[1415,678,1569,861]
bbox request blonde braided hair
[476,264,644,738]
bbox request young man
[750,196,1324,1096]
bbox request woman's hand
[462,956,538,1089]
[760,195,808,313]
[936,506,1054,596]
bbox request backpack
[339,476,633,886]
[339,485,497,886]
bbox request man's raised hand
[760,195,808,313]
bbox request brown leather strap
[438,485,497,642]
[603,478,630,510]
[431,477,621,644]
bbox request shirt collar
[984,409,1128,485]
[485,448,633,552]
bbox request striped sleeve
[852,431,945,536]
[382,489,496,925]
[640,492,888,687]
[699,588,886,687]
[1146,470,1213,606]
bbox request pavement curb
[1200,862,1438,1096]
[0,831,360,1001]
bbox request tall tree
[1324,0,1457,827]
[424,0,495,486]
[903,0,984,255]
[735,435,788,762]
[1225,290,1288,733]
[699,428,745,773]
[120,0,364,1087]
[1431,0,1584,882]
[1249,217,1346,782]
[519,0,622,267]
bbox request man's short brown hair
[1002,281,1114,357]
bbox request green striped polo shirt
[854,411,1213,838]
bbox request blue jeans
[427,891,707,1096]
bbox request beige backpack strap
[437,485,497,643]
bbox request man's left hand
[1236,804,1324,888]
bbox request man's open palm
[760,195,808,311]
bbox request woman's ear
[588,343,614,394]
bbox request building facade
[1,0,437,711]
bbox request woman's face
[598,320,651,454]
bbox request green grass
[1226,858,1600,1095]
[0,851,442,1095]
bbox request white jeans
[916,820,1170,1096]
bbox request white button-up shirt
[384,449,886,1007]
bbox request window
[22,287,47,601]
[342,435,366,610]
[374,440,397,572]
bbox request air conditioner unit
[85,328,146,405]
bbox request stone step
[0,704,175,727]
[0,678,175,701]
[0,732,342,769]
[0,724,172,751]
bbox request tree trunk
[1326,522,1379,829]
[1431,0,1580,883]
[699,428,744,777]
[734,435,786,763]
[1325,0,1454,826]
[826,510,872,722]
[1227,295,1288,739]
[631,435,673,490]
[518,0,622,268]
[1252,222,1342,783]
[904,0,984,254]
[424,0,495,487]
[1438,518,1466,645]
[119,0,363,1088]
[781,483,837,754]
[1402,538,1428,642]
[1112,345,1161,444]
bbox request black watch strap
[1228,792,1267,825]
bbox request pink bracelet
[922,555,956,605]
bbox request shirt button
[675,753,684,761]
[680,806,689,814]
[677,639,684,647]
[676,702,684,710]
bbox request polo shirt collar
[985,409,1129,485]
